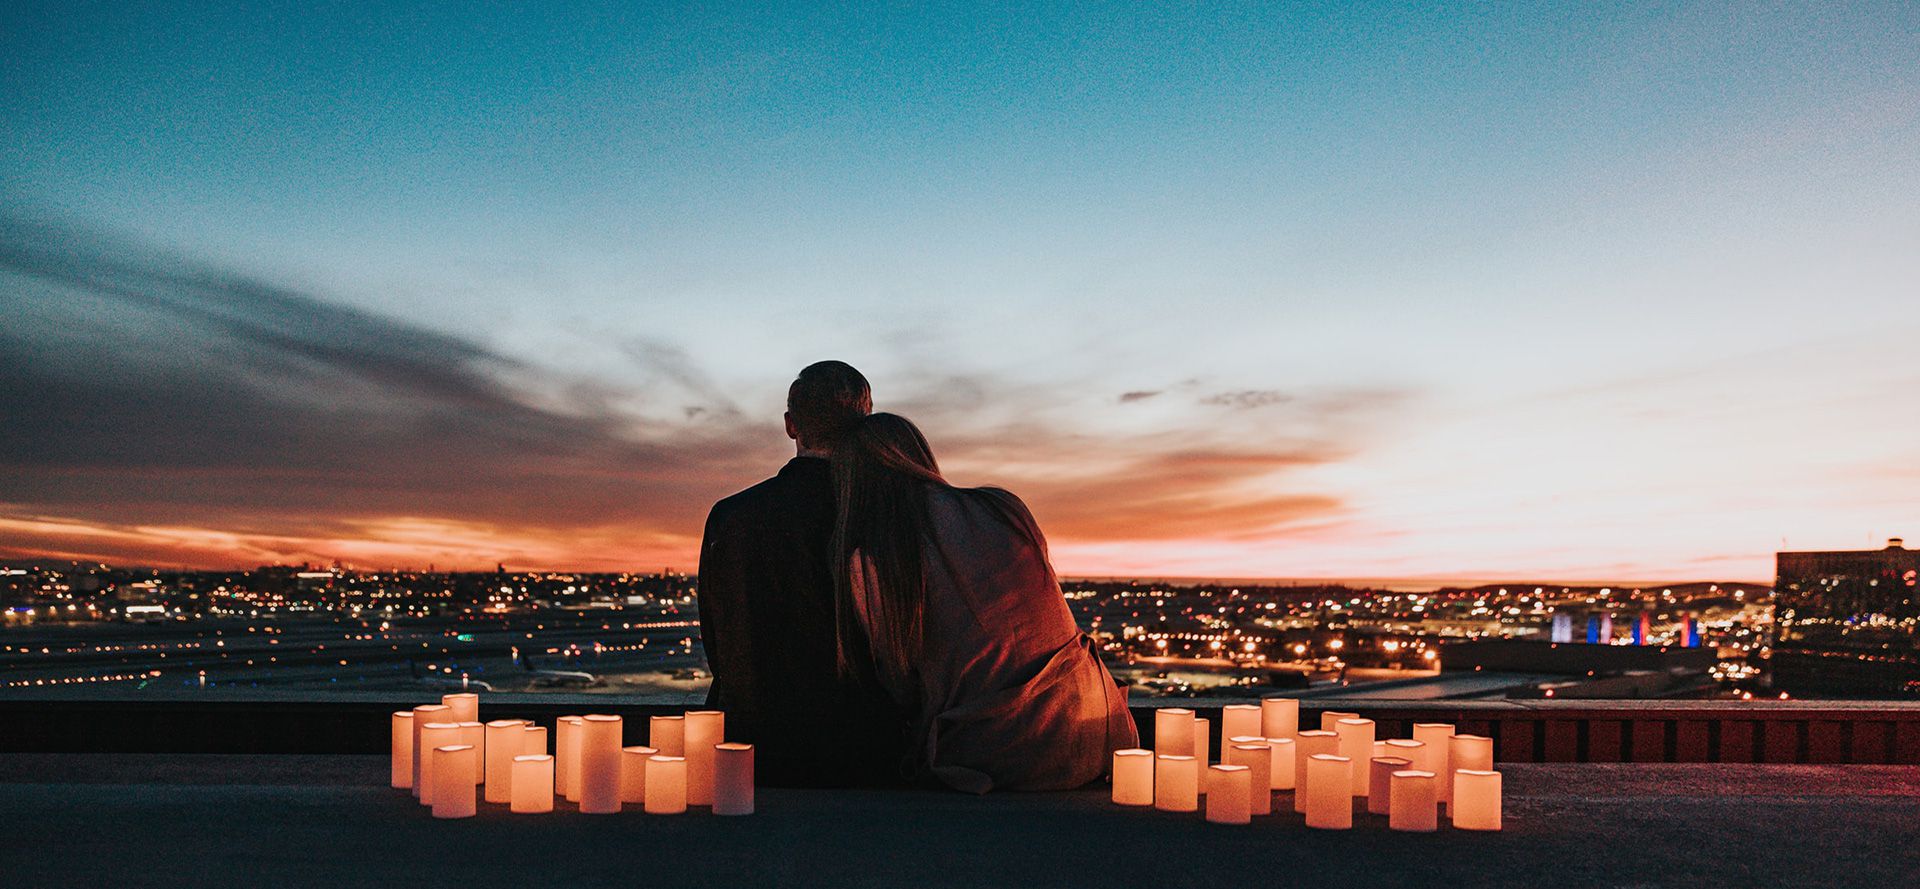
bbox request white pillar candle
[1154,708,1196,757]
[431,745,478,819]
[1153,755,1199,812]
[417,722,463,806]
[1412,723,1455,802]
[521,724,548,757]
[441,692,479,724]
[578,714,623,814]
[1320,710,1358,732]
[1111,748,1154,806]
[1447,735,1494,813]
[1333,718,1375,795]
[1292,730,1338,812]
[1193,718,1211,766]
[644,755,688,815]
[1204,765,1252,825]
[1224,742,1273,815]
[409,704,450,797]
[1385,738,1425,769]
[684,710,725,806]
[621,746,658,804]
[1372,740,1388,761]
[510,754,554,814]
[457,722,485,781]
[1388,769,1438,832]
[713,743,755,816]
[558,716,585,802]
[1260,696,1298,740]
[1367,756,1411,815]
[390,711,414,789]
[1220,705,1260,743]
[650,714,685,756]
[484,720,528,803]
[1303,754,1353,829]
[1452,769,1502,830]
[1264,737,1296,790]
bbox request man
[696,360,903,785]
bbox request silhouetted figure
[697,361,905,786]
[831,413,1138,792]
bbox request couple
[696,361,1138,793]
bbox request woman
[831,413,1138,793]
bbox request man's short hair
[788,361,872,449]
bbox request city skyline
[4,3,1919,580]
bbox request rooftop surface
[5,755,1917,888]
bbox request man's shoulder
[709,474,784,526]
[708,460,827,528]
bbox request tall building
[1772,538,1920,695]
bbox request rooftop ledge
[4,754,1918,888]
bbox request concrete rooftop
[4,755,1917,888]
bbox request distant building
[1773,538,1920,695]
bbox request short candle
[558,716,586,802]
[457,721,485,781]
[1193,718,1211,766]
[1264,737,1297,790]
[1110,748,1154,806]
[1220,705,1261,743]
[1411,723,1455,801]
[713,743,755,816]
[1154,708,1196,758]
[509,754,554,814]
[683,710,725,806]
[1452,769,1502,830]
[1303,754,1353,829]
[578,714,624,814]
[1334,718,1376,795]
[644,755,688,815]
[390,711,414,789]
[441,692,479,724]
[484,719,529,803]
[1367,756,1411,815]
[1260,697,1299,740]
[1204,765,1252,825]
[1292,730,1338,813]
[521,724,548,757]
[1320,710,1358,732]
[1224,741,1273,815]
[620,746,658,804]
[430,745,477,819]
[1153,755,1199,812]
[1388,769,1438,832]
[649,714,686,757]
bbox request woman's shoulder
[930,485,1043,542]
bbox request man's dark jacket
[697,456,904,786]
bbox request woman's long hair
[830,413,947,679]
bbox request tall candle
[1367,756,1410,815]
[558,716,585,802]
[1205,765,1252,825]
[1447,735,1494,814]
[1388,769,1437,832]
[1153,755,1199,812]
[1154,708,1196,757]
[1292,731,1338,813]
[510,754,554,814]
[1303,754,1353,829]
[650,714,686,756]
[1452,769,1502,830]
[1333,718,1375,795]
[684,710,725,806]
[484,719,528,803]
[1320,710,1358,732]
[390,711,414,789]
[1224,741,1273,815]
[521,724,548,757]
[1412,723,1455,802]
[442,692,479,724]
[430,745,478,819]
[409,704,449,796]
[713,743,755,816]
[1220,705,1261,743]
[579,714,624,814]
[457,721,485,781]
[417,722,463,806]
[1194,718,1211,765]
[1111,748,1154,806]
[644,755,688,815]
[1260,696,1298,740]
[621,746,658,804]
[1264,737,1297,790]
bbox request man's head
[785,360,871,454]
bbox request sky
[2,1,1917,582]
